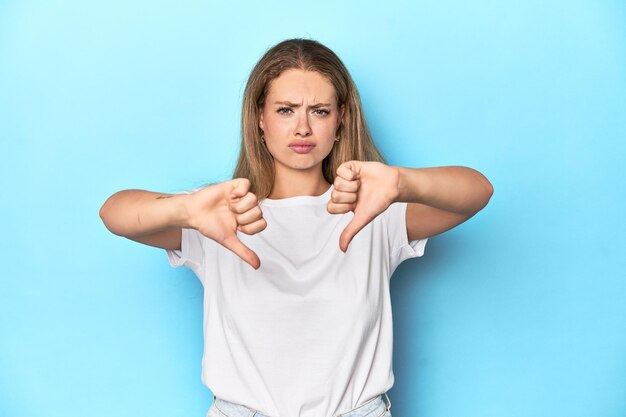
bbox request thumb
[339,212,372,253]
[221,234,261,270]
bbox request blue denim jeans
[207,392,392,417]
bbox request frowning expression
[259,69,345,176]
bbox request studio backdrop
[1,1,625,417]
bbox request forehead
[266,69,336,102]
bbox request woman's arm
[396,166,494,240]
[99,190,191,249]
[329,161,493,251]
[99,179,267,269]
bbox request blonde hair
[233,38,386,200]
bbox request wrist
[395,166,426,204]
[395,166,411,203]
[166,193,194,229]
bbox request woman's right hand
[184,178,266,269]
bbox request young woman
[100,38,493,417]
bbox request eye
[314,109,330,116]
[277,107,293,114]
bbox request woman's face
[259,69,345,178]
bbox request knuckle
[244,193,257,206]
[248,219,267,234]
[233,201,244,214]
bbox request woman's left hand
[327,161,400,252]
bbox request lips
[288,140,316,154]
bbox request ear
[259,111,264,130]
[337,104,345,128]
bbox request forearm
[99,189,190,237]
[395,166,493,215]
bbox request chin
[275,158,323,172]
[290,162,322,171]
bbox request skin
[259,69,345,199]
[257,68,493,253]
[99,68,493,269]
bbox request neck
[269,165,331,199]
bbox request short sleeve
[384,201,428,274]
[165,227,205,278]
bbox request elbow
[485,178,494,199]
[99,199,113,232]
[99,201,108,222]
[480,175,494,209]
[467,168,494,212]
[99,195,121,235]
[465,167,494,203]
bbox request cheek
[265,116,292,135]
[314,119,339,137]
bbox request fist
[327,161,400,252]
[186,178,267,269]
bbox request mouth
[288,140,316,154]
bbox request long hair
[233,38,386,200]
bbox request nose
[294,112,312,137]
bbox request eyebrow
[274,101,331,108]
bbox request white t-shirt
[166,184,427,417]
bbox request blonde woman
[99,38,493,417]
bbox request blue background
[1,1,625,416]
